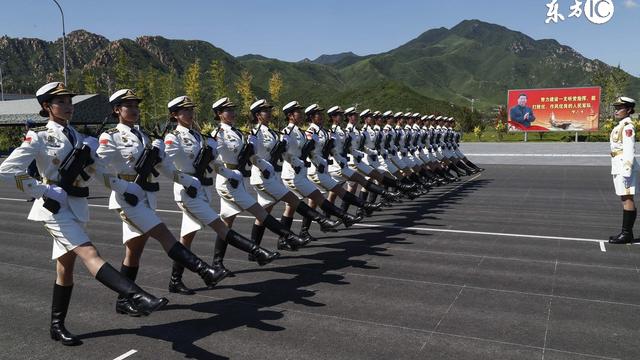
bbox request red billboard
[507,87,601,132]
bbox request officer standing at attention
[608,96,638,244]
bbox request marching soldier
[304,104,382,227]
[609,97,638,244]
[0,82,168,346]
[96,89,229,316]
[325,107,400,209]
[278,101,361,233]
[246,99,340,251]
[210,97,308,274]
[163,96,280,294]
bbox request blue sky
[1,0,639,75]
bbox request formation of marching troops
[0,82,483,346]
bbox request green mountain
[1,19,637,118]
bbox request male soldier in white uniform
[608,97,638,244]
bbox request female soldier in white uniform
[97,89,227,316]
[326,108,403,203]
[211,97,308,275]
[163,96,280,295]
[247,99,340,249]
[0,82,167,346]
[608,97,638,244]
[303,104,382,231]
[278,101,361,235]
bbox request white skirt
[252,174,290,207]
[42,209,91,260]
[176,196,220,237]
[282,174,319,198]
[216,178,258,219]
[613,173,638,196]
[116,198,163,243]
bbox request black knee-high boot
[224,229,280,265]
[263,214,309,250]
[320,199,362,227]
[95,263,168,316]
[115,264,142,316]
[249,224,266,261]
[300,215,316,241]
[168,262,195,295]
[166,242,228,288]
[342,190,382,216]
[50,284,81,346]
[277,216,297,251]
[609,209,637,244]
[212,235,234,278]
[295,201,341,232]
[364,180,400,202]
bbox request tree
[269,71,284,121]
[184,59,202,119]
[235,70,254,127]
[207,60,227,100]
[114,48,131,89]
[592,64,631,123]
[82,69,99,94]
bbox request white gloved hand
[152,139,165,152]
[206,138,218,149]
[43,184,68,208]
[248,135,257,146]
[125,182,145,199]
[82,136,99,154]
[624,176,632,189]
[188,176,201,189]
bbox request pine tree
[208,60,227,100]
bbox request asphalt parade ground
[1,157,640,359]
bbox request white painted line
[599,241,607,252]
[113,349,137,360]
[465,153,611,157]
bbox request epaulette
[31,126,48,132]
[105,128,120,135]
[170,129,180,136]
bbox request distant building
[0,94,115,127]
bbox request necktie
[189,129,201,143]
[131,128,143,142]
[62,126,76,146]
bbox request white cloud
[624,0,639,8]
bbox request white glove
[82,136,98,153]
[186,175,201,189]
[152,139,165,152]
[206,138,218,149]
[248,135,257,146]
[624,176,632,188]
[124,182,145,199]
[43,184,68,208]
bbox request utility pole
[52,0,67,84]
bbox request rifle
[299,128,316,167]
[321,129,335,165]
[192,126,220,187]
[236,123,261,177]
[133,118,173,192]
[341,130,352,158]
